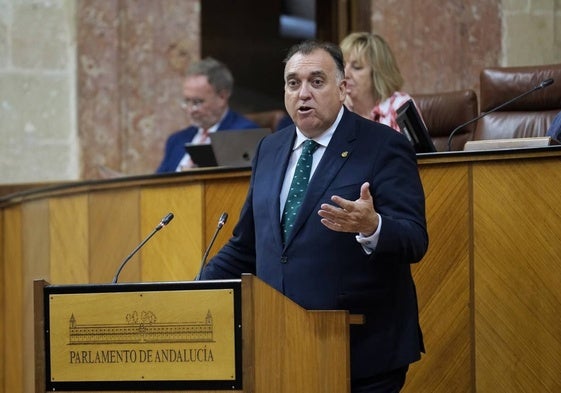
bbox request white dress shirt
[279,107,381,253]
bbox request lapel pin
[341,151,349,158]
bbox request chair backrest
[412,89,478,151]
[474,63,561,140]
[244,110,288,131]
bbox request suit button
[280,256,288,264]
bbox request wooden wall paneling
[3,206,23,392]
[204,177,251,262]
[140,184,204,282]
[406,164,473,393]
[88,189,140,284]
[49,195,90,284]
[473,158,561,392]
[316,0,349,43]
[22,200,51,392]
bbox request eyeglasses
[180,98,205,110]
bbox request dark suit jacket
[156,109,259,173]
[546,111,561,141]
[200,107,428,379]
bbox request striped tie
[199,128,210,143]
[281,139,319,242]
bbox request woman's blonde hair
[340,32,404,103]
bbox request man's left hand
[318,182,379,235]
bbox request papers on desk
[463,136,559,151]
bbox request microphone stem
[447,82,546,151]
[112,226,161,284]
[195,229,220,280]
[195,217,226,281]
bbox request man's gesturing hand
[318,182,379,235]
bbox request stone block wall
[0,0,560,183]
[0,0,77,183]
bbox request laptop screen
[185,128,271,168]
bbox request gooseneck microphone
[111,212,174,283]
[447,78,555,151]
[194,212,228,281]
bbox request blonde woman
[340,32,413,132]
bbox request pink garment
[371,92,412,133]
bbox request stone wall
[0,0,560,183]
[77,0,200,179]
[371,1,501,93]
[502,0,561,65]
[0,0,77,183]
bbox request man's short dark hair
[283,40,345,80]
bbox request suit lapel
[217,109,234,130]
[284,110,358,246]
[267,128,296,248]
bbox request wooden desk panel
[204,177,252,260]
[140,183,204,282]
[88,189,141,283]
[2,150,561,392]
[473,158,561,392]
[406,163,472,393]
[3,206,23,392]
[22,200,51,393]
[49,195,90,284]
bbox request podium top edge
[44,279,243,294]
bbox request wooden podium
[34,274,352,393]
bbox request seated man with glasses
[156,57,259,173]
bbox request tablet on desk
[183,143,217,167]
[185,128,271,168]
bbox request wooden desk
[1,168,252,392]
[2,147,561,392]
[409,147,561,393]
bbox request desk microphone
[447,78,555,151]
[111,212,174,283]
[194,212,228,280]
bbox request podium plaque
[42,280,243,391]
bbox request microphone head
[162,212,174,225]
[539,78,554,88]
[218,212,228,228]
[157,212,174,229]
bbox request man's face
[182,74,228,129]
[284,49,346,138]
